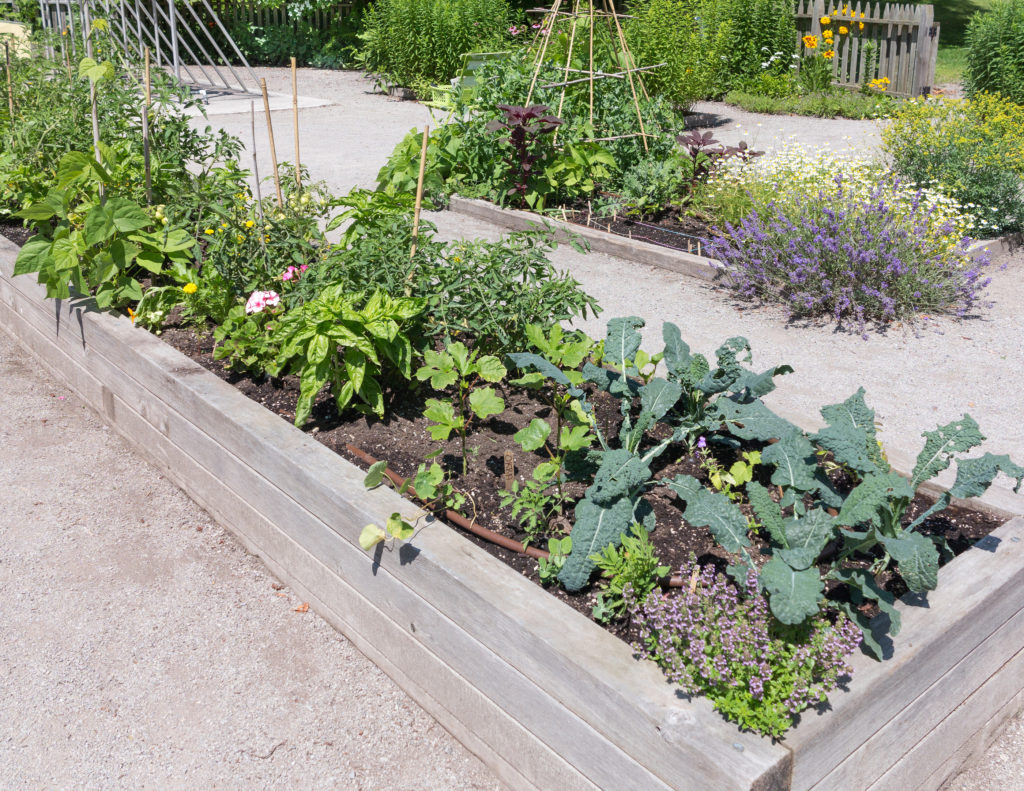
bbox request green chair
[423,51,511,119]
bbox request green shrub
[626,0,797,105]
[723,87,895,119]
[357,0,512,92]
[883,93,1024,233]
[965,0,1024,104]
[229,21,360,68]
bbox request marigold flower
[858,21,865,30]
[820,15,831,24]
[802,34,818,49]
[839,26,849,35]
[823,49,836,60]
[183,283,198,294]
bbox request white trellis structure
[34,0,261,94]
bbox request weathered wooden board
[806,602,1024,789]
[448,196,722,282]
[0,242,790,790]
[785,518,1024,790]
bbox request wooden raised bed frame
[2,237,1024,791]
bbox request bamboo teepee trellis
[522,1,663,152]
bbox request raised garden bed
[447,197,1017,284]
[3,237,1024,791]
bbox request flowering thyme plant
[627,561,862,737]
[706,175,992,337]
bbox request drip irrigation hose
[344,444,686,588]
[345,444,549,561]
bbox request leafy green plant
[357,0,512,93]
[212,302,282,373]
[499,465,561,548]
[882,93,1024,233]
[538,535,572,585]
[512,317,793,593]
[273,286,425,425]
[965,0,1024,104]
[700,448,762,502]
[14,150,193,308]
[417,340,507,473]
[590,524,669,623]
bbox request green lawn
[927,0,995,85]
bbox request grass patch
[935,45,968,84]
[722,89,895,120]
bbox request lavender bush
[627,561,862,737]
[705,175,992,338]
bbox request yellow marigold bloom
[823,49,836,60]
[802,34,818,49]
[858,21,865,31]
[204,228,214,235]
[183,283,198,294]
[860,11,865,17]
[823,29,834,40]
[839,26,849,35]
[820,15,831,24]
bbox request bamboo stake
[291,56,300,191]
[84,9,103,194]
[526,0,562,106]
[250,101,264,221]
[5,43,13,118]
[553,0,580,145]
[142,47,152,205]
[588,3,594,127]
[409,126,429,261]
[260,78,283,205]
[604,0,647,152]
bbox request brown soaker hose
[345,443,687,587]
[346,444,550,561]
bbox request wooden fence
[795,1,939,97]
[205,0,360,28]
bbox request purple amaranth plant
[626,560,862,738]
[705,175,993,339]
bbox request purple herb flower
[705,176,992,338]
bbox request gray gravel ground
[4,66,1017,788]
[0,329,499,790]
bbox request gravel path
[4,66,1016,789]
[0,329,498,789]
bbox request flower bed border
[447,197,1014,284]
[2,236,1024,791]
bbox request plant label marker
[260,77,283,206]
[291,56,300,191]
[504,451,515,491]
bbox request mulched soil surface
[0,221,34,247]
[0,221,1004,644]
[559,202,717,256]
[160,320,1004,643]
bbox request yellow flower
[858,21,864,31]
[264,235,271,242]
[220,222,228,228]
[245,220,254,228]
[860,11,865,17]
[802,34,818,49]
[820,15,831,24]
[183,283,198,294]
[823,49,836,60]
[204,228,214,235]
[823,29,834,40]
[839,26,849,35]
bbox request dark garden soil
[0,220,1006,644]
[560,202,717,256]
[0,221,34,247]
[159,320,1005,644]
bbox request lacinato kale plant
[706,175,993,337]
